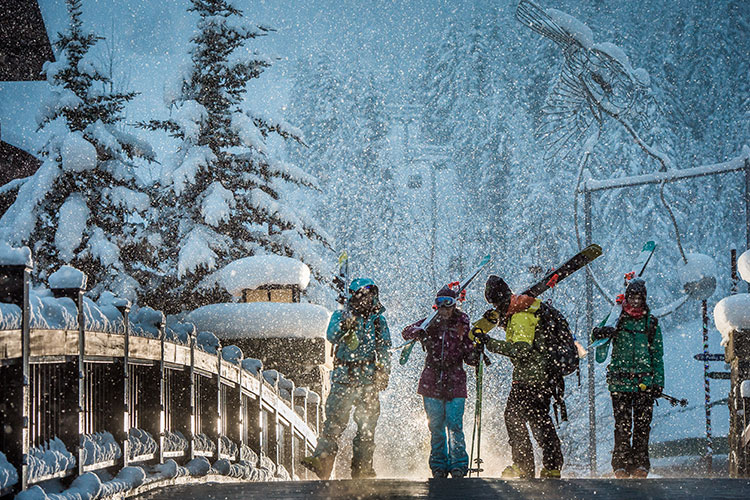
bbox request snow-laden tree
[140,0,331,313]
[0,0,157,301]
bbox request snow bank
[739,250,750,283]
[186,302,330,340]
[49,265,87,291]
[679,253,717,300]
[165,321,194,345]
[216,255,311,295]
[0,242,32,267]
[714,294,750,346]
[0,451,18,491]
[100,466,146,496]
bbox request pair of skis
[591,241,656,362]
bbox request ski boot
[450,469,466,479]
[613,468,630,479]
[301,452,336,480]
[539,468,561,479]
[501,463,532,479]
[432,469,448,479]
[631,467,648,479]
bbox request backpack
[534,301,579,422]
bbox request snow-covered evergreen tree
[0,0,157,301]
[141,0,330,313]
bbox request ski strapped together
[396,254,491,365]
[521,244,603,297]
[592,241,656,360]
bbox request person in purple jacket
[401,286,480,478]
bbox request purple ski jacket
[402,310,479,400]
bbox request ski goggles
[435,296,456,308]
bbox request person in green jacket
[592,278,664,479]
[470,275,564,479]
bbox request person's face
[350,286,374,311]
[627,293,646,309]
[437,305,454,319]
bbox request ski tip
[643,241,656,251]
[479,254,491,266]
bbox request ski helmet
[625,278,647,300]
[436,286,458,299]
[485,275,511,314]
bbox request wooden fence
[0,263,319,496]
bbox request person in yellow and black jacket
[591,278,664,479]
[470,276,564,479]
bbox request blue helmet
[349,277,377,294]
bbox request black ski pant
[504,382,563,476]
[611,391,654,473]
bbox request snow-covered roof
[216,255,311,295]
[0,242,32,267]
[49,265,87,290]
[185,302,330,340]
[714,294,750,346]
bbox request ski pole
[661,392,688,407]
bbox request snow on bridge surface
[135,478,750,500]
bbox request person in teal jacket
[592,278,664,479]
[301,277,391,479]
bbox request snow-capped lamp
[737,249,750,284]
[49,265,88,301]
[679,253,717,301]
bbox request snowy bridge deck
[134,477,750,500]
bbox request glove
[482,309,500,325]
[592,326,617,340]
[374,369,389,391]
[341,315,357,332]
[469,326,489,345]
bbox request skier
[301,277,391,479]
[470,276,565,479]
[591,278,664,479]
[401,286,480,479]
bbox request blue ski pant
[314,382,380,476]
[423,396,468,474]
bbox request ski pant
[611,391,654,473]
[504,382,563,476]
[423,397,468,475]
[314,381,380,477]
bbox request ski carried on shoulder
[521,244,603,297]
[470,244,603,338]
[592,241,656,362]
[396,254,491,365]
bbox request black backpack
[534,301,579,422]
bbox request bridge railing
[0,263,319,496]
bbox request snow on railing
[80,432,122,466]
[27,437,76,482]
[0,451,18,491]
[128,429,158,460]
[194,433,217,455]
[163,431,189,454]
